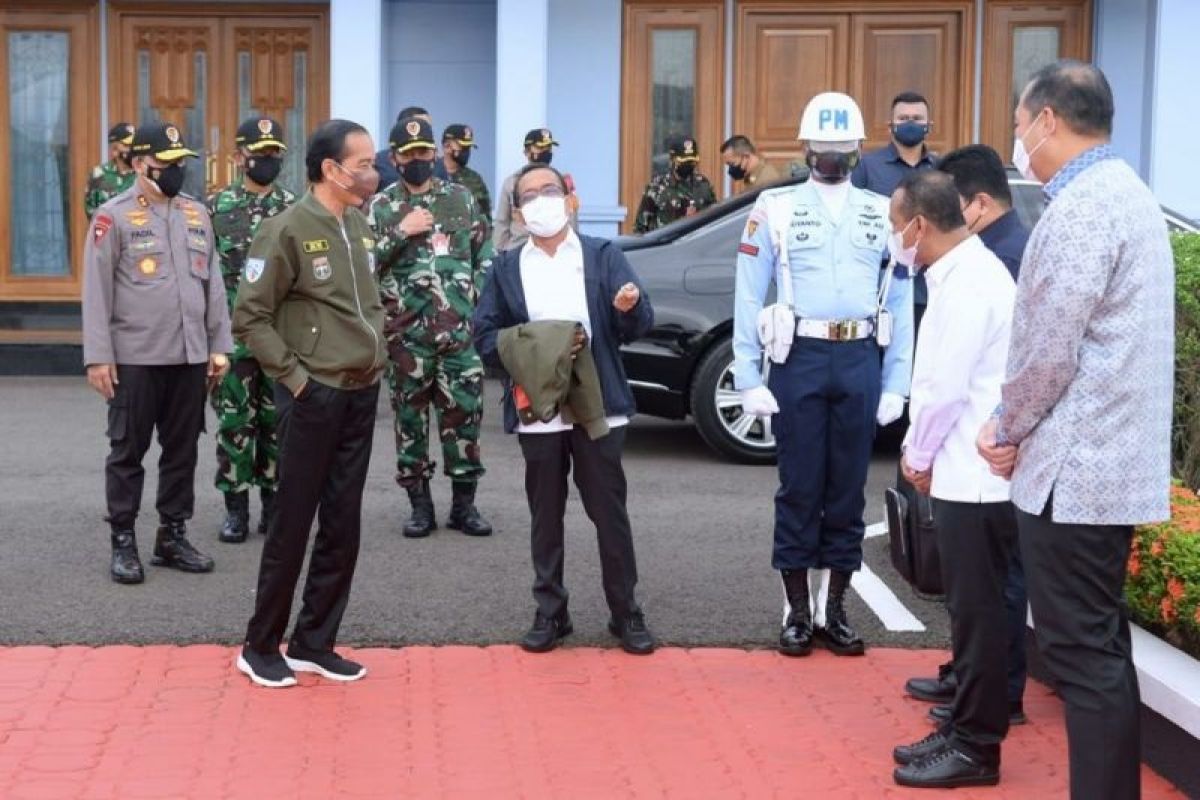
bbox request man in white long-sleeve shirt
[887,172,1017,789]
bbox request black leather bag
[887,464,944,597]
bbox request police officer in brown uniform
[82,121,233,584]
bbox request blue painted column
[330,0,385,148]
[1149,0,1200,221]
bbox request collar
[923,233,979,289]
[976,208,1019,244]
[522,228,581,261]
[885,141,934,167]
[1043,144,1116,201]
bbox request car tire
[690,337,777,465]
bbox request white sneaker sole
[236,653,297,688]
[284,655,367,682]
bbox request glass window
[1011,27,1060,115]
[650,28,696,177]
[181,50,207,199]
[237,48,307,195]
[8,31,70,277]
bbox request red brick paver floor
[0,645,1184,799]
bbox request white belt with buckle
[795,318,875,341]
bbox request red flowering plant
[1126,484,1200,658]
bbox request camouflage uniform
[633,171,717,233]
[84,160,136,220]
[447,165,492,224]
[206,181,296,495]
[368,177,493,488]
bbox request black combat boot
[110,529,145,585]
[445,481,492,537]
[152,520,215,573]
[779,568,815,656]
[819,569,865,656]
[219,491,250,544]
[257,487,276,536]
[402,479,436,538]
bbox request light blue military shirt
[732,180,913,393]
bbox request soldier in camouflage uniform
[441,124,492,224]
[368,117,494,539]
[84,123,137,220]
[207,117,297,543]
[633,134,717,233]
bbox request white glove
[741,386,780,418]
[876,392,906,426]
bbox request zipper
[338,220,383,372]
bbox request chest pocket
[186,232,210,280]
[214,211,251,244]
[849,215,887,252]
[786,211,828,262]
[126,244,168,285]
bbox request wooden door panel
[737,12,849,167]
[851,12,965,156]
[980,1,1092,160]
[620,3,723,230]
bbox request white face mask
[1012,111,1049,182]
[888,218,919,268]
[520,195,569,238]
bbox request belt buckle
[832,320,849,341]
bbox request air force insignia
[302,239,330,254]
[312,256,332,281]
[245,257,266,283]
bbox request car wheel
[691,337,777,465]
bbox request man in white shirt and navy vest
[887,171,1017,789]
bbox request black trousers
[1018,499,1141,800]
[933,499,1017,767]
[518,426,640,621]
[244,380,379,655]
[104,363,208,529]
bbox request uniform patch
[245,257,265,283]
[738,242,759,256]
[745,220,758,237]
[131,240,158,252]
[130,228,154,240]
[187,234,207,250]
[92,214,113,244]
[302,239,330,254]
[312,256,331,281]
[126,210,149,227]
[137,256,157,276]
[361,236,373,250]
[136,194,149,208]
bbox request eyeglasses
[517,183,565,206]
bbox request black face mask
[892,121,929,148]
[530,150,553,165]
[149,162,186,198]
[401,159,434,186]
[674,162,696,179]
[451,149,471,168]
[119,150,133,168]
[805,150,860,183]
[245,155,283,186]
[727,162,747,180]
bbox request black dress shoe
[928,701,1027,726]
[905,661,957,703]
[893,745,1000,788]
[607,611,657,655]
[520,612,573,653]
[151,522,215,573]
[893,730,949,766]
[110,530,144,584]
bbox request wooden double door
[108,3,329,203]
[620,0,1092,228]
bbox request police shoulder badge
[312,256,332,281]
[92,214,113,245]
[245,257,266,283]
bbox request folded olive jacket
[497,320,609,440]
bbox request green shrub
[1172,233,1200,491]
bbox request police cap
[130,122,197,162]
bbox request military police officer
[441,124,492,224]
[207,117,297,544]
[733,93,913,656]
[368,117,494,538]
[633,135,717,233]
[85,122,137,220]
[82,121,233,584]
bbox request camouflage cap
[523,128,558,149]
[442,123,477,148]
[107,122,135,145]
[667,135,700,163]
[130,122,197,162]
[390,117,437,154]
[235,117,287,152]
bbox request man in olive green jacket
[232,119,386,689]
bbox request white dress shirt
[517,229,628,434]
[903,234,1015,503]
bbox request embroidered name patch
[302,239,330,254]
[738,243,759,256]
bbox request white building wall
[1149,0,1200,221]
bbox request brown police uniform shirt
[82,184,233,366]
